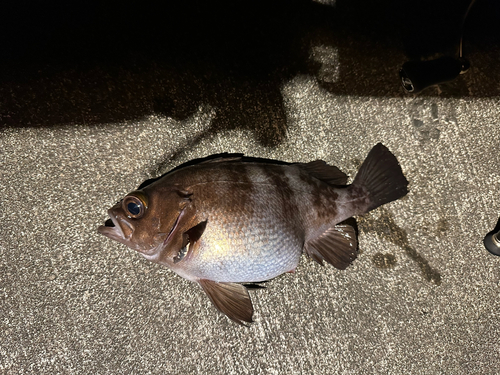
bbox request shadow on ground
[1,0,498,146]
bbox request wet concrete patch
[359,208,442,285]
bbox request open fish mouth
[97,209,127,242]
[104,218,114,227]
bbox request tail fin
[353,143,408,212]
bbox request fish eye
[122,190,148,219]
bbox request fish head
[98,186,196,262]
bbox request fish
[98,143,408,324]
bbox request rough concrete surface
[1,1,500,374]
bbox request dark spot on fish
[261,165,293,201]
[321,190,338,219]
[298,168,337,219]
[348,185,367,200]
[298,168,323,209]
[311,181,326,217]
[261,165,300,219]
[222,164,255,214]
[372,253,397,269]
[189,162,256,217]
[359,208,441,285]
[346,185,371,214]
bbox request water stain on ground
[435,218,449,237]
[359,208,442,285]
[410,101,441,143]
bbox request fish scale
[187,182,304,282]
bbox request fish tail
[352,143,408,212]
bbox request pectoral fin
[304,224,357,270]
[173,220,207,263]
[198,279,254,325]
[185,220,207,243]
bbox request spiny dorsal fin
[198,155,243,164]
[304,224,357,270]
[199,279,254,325]
[297,160,348,185]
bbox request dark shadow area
[0,0,499,139]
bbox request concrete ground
[1,1,500,374]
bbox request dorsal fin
[198,279,254,325]
[304,224,357,270]
[199,155,243,164]
[297,160,348,185]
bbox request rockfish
[98,143,408,324]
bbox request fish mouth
[98,209,164,256]
[97,209,129,243]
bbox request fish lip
[97,209,127,241]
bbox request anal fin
[198,279,254,325]
[304,224,358,270]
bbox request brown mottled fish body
[148,163,351,282]
[98,144,408,324]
